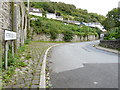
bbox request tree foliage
[102,8,120,40]
[63,30,74,42]
[102,8,120,30]
[29,2,105,23]
[104,27,120,40]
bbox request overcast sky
[51,0,119,16]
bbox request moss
[2,44,28,86]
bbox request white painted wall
[74,22,80,25]
[29,12,42,17]
[46,13,56,19]
[56,17,63,21]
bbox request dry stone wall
[0,2,28,59]
[32,34,98,42]
[13,2,28,48]
[100,40,120,49]
[0,2,13,61]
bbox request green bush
[8,52,17,66]
[63,30,74,42]
[25,39,31,45]
[25,53,32,60]
[30,16,101,42]
[18,45,26,53]
[104,27,120,40]
[50,30,58,40]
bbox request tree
[102,17,116,30]
[102,8,120,30]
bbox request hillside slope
[29,2,105,23]
[30,16,101,41]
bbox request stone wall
[0,2,28,59]
[32,34,98,42]
[0,2,13,61]
[100,40,120,49]
[0,3,12,42]
[13,2,28,48]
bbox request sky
[51,0,119,16]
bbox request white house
[56,16,63,21]
[29,8,42,17]
[87,23,107,32]
[46,13,56,19]
[80,22,107,32]
[63,20,80,25]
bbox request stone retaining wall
[0,2,28,59]
[32,34,98,42]
[100,40,120,49]
[0,2,28,47]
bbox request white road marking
[93,82,98,85]
[39,44,60,88]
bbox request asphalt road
[49,40,118,88]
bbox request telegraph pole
[27,0,30,39]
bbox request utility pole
[28,0,29,12]
[27,0,30,39]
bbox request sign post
[12,40,14,57]
[4,30,16,69]
[5,41,8,69]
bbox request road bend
[49,40,118,88]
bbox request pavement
[95,45,119,55]
[49,40,119,88]
[3,42,55,88]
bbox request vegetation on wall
[104,27,120,40]
[63,30,74,42]
[30,16,101,41]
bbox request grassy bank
[30,16,101,42]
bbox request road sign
[4,30,16,69]
[5,30,16,40]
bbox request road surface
[49,40,118,88]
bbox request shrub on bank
[63,30,74,42]
[30,16,101,41]
[104,27,120,40]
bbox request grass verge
[2,44,30,87]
